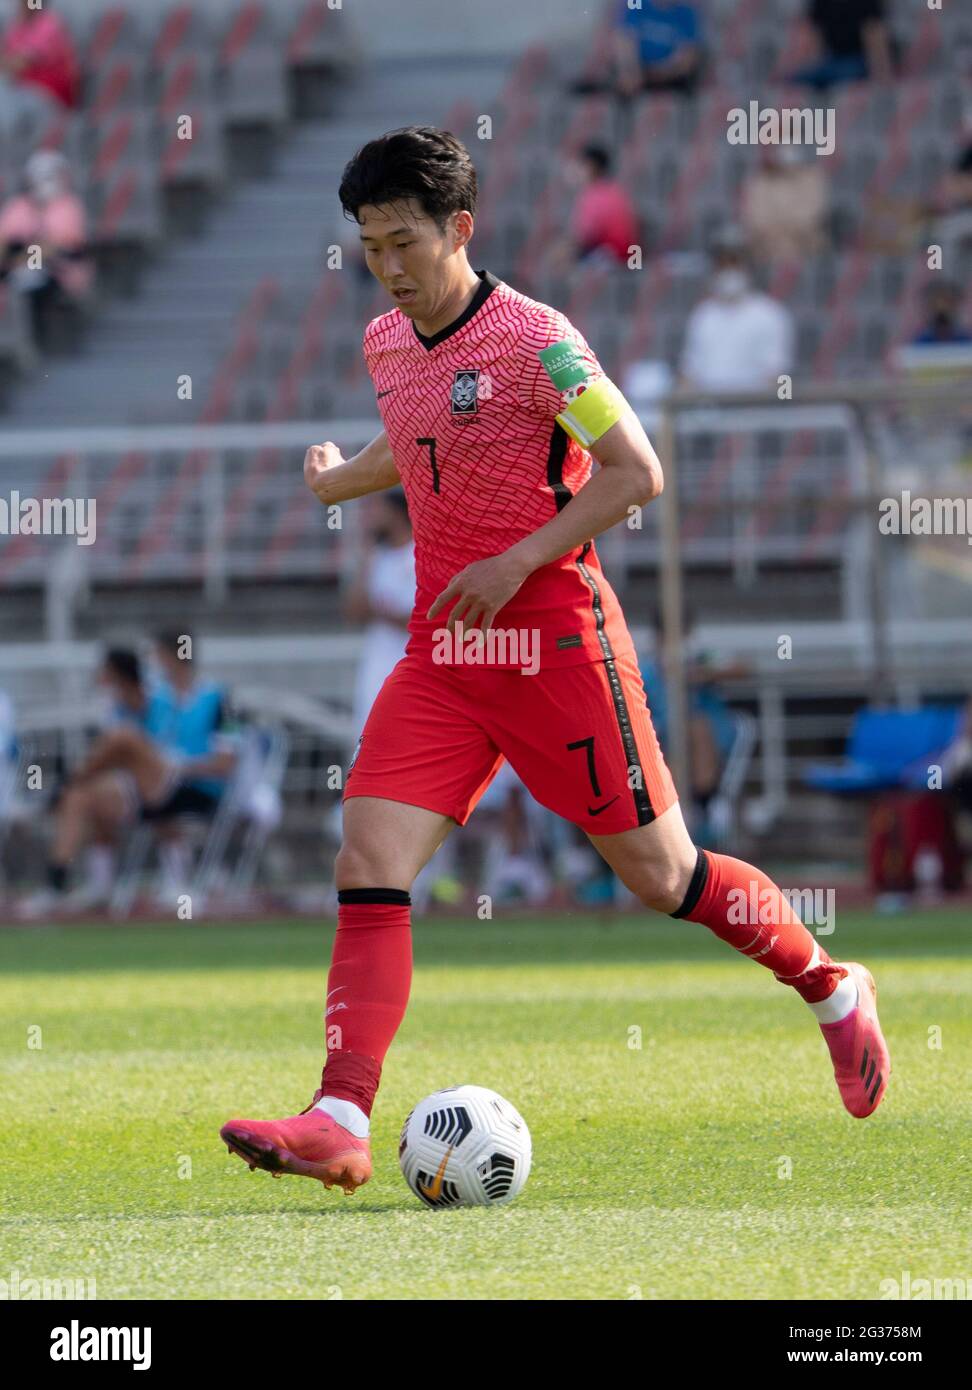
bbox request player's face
[358,200,460,321]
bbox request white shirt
[681,292,794,392]
[352,541,416,736]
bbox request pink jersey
[364,270,636,671]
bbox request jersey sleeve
[515,305,629,449]
[514,308,606,421]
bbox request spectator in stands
[0,687,15,767]
[911,280,972,346]
[680,228,794,392]
[475,762,552,908]
[17,648,169,917]
[0,684,16,800]
[944,697,972,820]
[558,144,639,269]
[19,636,236,917]
[790,0,894,89]
[345,489,415,741]
[613,0,703,96]
[639,609,747,840]
[0,0,80,109]
[740,144,829,264]
[927,111,972,269]
[0,149,93,353]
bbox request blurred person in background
[555,144,639,270]
[0,149,93,353]
[0,687,15,767]
[0,685,16,802]
[20,635,237,918]
[344,488,414,742]
[680,228,794,392]
[613,0,703,96]
[639,609,747,842]
[910,280,972,347]
[0,686,17,903]
[740,144,829,264]
[790,0,894,89]
[474,763,553,908]
[18,648,171,917]
[943,697,972,824]
[0,0,80,109]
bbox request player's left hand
[427,554,529,635]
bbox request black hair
[339,126,477,230]
[582,144,611,176]
[103,647,141,686]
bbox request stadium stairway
[2,55,507,430]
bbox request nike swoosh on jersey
[587,795,621,817]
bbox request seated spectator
[933,134,972,217]
[345,489,415,744]
[680,228,794,392]
[613,0,702,96]
[561,144,639,267]
[927,112,972,269]
[0,0,80,109]
[0,685,16,813]
[19,636,237,918]
[943,697,972,818]
[911,281,972,346]
[790,0,894,90]
[0,149,93,353]
[740,144,829,264]
[639,610,747,839]
[17,648,163,916]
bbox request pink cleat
[220,1103,372,1194]
[818,962,890,1118]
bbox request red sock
[671,849,844,1002]
[317,888,412,1116]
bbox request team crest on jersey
[450,369,480,415]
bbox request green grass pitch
[1,909,969,1300]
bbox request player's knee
[631,853,694,913]
[334,838,411,892]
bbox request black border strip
[575,541,654,826]
[546,423,572,512]
[337,888,412,906]
[670,846,710,919]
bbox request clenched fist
[303,441,345,501]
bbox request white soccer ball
[398,1084,532,1208]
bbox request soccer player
[220,128,890,1194]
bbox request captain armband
[538,339,629,449]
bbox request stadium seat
[804,706,965,794]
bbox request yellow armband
[538,340,628,448]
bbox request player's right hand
[304,441,344,499]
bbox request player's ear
[452,209,474,251]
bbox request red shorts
[344,646,678,835]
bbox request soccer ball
[398,1084,532,1208]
